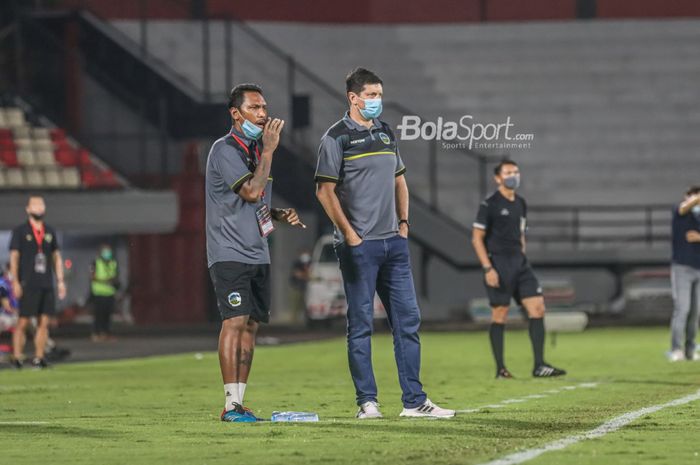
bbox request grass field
[2,327,700,465]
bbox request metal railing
[67,0,493,209]
[526,204,673,247]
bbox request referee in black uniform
[471,160,566,378]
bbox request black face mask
[29,213,44,221]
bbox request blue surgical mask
[101,249,113,260]
[359,98,382,120]
[241,119,263,140]
[503,175,520,190]
[692,204,700,218]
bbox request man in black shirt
[472,160,566,378]
[9,196,66,369]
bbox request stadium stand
[111,19,700,226]
[0,103,124,190]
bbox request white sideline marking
[456,382,599,414]
[0,421,50,425]
[478,389,700,465]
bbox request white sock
[224,383,241,410]
[239,383,247,404]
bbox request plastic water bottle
[270,411,319,422]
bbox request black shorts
[209,261,271,323]
[484,253,542,307]
[19,288,56,317]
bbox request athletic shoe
[242,406,263,421]
[356,401,383,419]
[10,358,22,369]
[687,352,700,361]
[31,357,49,369]
[399,399,455,418]
[496,367,514,379]
[532,364,566,377]
[668,350,685,362]
[221,403,256,423]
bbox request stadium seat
[78,148,92,167]
[55,148,78,166]
[61,167,81,188]
[35,149,57,167]
[32,127,50,139]
[24,168,45,188]
[15,138,32,150]
[0,150,19,167]
[43,168,62,188]
[33,137,55,151]
[4,108,25,127]
[49,128,66,140]
[12,125,31,139]
[5,168,25,188]
[16,149,37,166]
[0,139,15,150]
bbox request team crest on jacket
[228,292,242,307]
[378,132,391,145]
[500,208,510,216]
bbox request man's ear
[229,107,240,122]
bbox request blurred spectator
[289,249,311,324]
[669,186,700,361]
[89,243,120,342]
[9,195,66,369]
[0,263,18,358]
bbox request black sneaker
[31,357,50,369]
[496,367,514,379]
[10,358,23,369]
[533,364,566,377]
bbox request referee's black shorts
[484,253,542,307]
[209,261,271,323]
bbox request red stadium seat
[78,148,92,167]
[49,128,66,140]
[55,148,78,166]
[0,139,15,150]
[0,150,19,167]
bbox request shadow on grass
[0,423,123,439]
[244,415,599,439]
[611,379,700,387]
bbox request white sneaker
[691,352,700,361]
[356,401,383,419]
[400,399,455,418]
[668,350,685,362]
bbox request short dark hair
[228,83,263,109]
[687,186,700,196]
[346,68,383,95]
[494,159,518,175]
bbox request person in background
[471,160,566,379]
[9,195,66,369]
[289,248,311,324]
[90,243,120,342]
[0,263,19,357]
[668,186,700,361]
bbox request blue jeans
[336,235,427,408]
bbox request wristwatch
[399,219,410,228]
[483,266,493,273]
